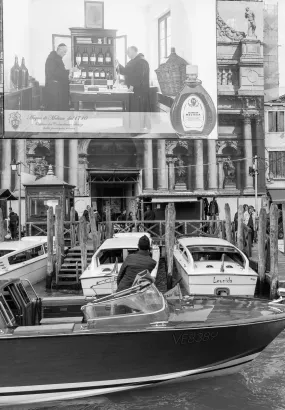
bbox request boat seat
[13,323,75,336]
[40,317,83,325]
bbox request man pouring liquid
[45,43,79,111]
[116,46,151,112]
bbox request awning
[268,189,285,203]
[0,189,18,200]
[87,168,140,176]
[151,197,198,203]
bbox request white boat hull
[0,256,47,285]
[174,258,257,297]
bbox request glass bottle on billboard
[170,65,216,138]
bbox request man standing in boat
[116,235,157,292]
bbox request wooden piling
[79,216,88,273]
[237,205,244,252]
[46,207,54,290]
[87,205,99,253]
[165,203,176,289]
[282,203,285,254]
[105,205,112,239]
[70,207,76,248]
[55,205,63,285]
[257,207,267,294]
[225,203,232,244]
[0,209,4,242]
[270,204,279,299]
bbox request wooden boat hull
[174,257,257,297]
[0,317,284,405]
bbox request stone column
[157,140,167,190]
[1,140,12,189]
[68,139,78,190]
[242,112,254,192]
[236,160,241,190]
[187,143,192,191]
[78,155,89,196]
[218,160,224,189]
[143,140,153,190]
[55,139,64,181]
[208,140,218,190]
[167,156,175,191]
[195,140,204,190]
[256,114,266,192]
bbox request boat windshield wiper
[220,253,225,273]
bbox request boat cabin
[0,278,168,336]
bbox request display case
[69,27,117,86]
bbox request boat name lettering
[213,277,232,284]
[173,331,218,345]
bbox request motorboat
[173,236,258,297]
[80,232,160,296]
[0,275,285,405]
[0,236,54,285]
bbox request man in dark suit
[116,235,157,292]
[45,43,79,111]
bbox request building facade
[0,0,271,222]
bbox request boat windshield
[0,250,14,257]
[96,248,137,265]
[187,245,245,268]
[82,284,164,320]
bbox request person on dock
[9,211,19,240]
[144,205,155,235]
[116,235,157,292]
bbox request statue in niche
[222,157,236,188]
[227,69,233,85]
[175,155,186,184]
[221,69,227,85]
[34,157,48,178]
[245,7,257,38]
[217,70,221,85]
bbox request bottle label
[106,57,111,63]
[107,79,112,85]
[83,57,88,63]
[181,95,205,132]
[95,72,100,77]
[100,72,105,77]
[89,71,93,77]
[90,57,96,63]
[76,57,81,65]
[82,72,86,78]
[98,57,103,63]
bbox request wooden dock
[250,240,285,288]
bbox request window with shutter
[269,151,285,178]
[268,111,285,132]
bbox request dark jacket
[45,51,70,111]
[9,212,18,225]
[209,200,219,216]
[144,209,155,221]
[117,250,157,292]
[118,53,150,112]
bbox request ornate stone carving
[216,140,242,156]
[34,157,49,178]
[222,157,236,188]
[26,140,51,155]
[245,7,257,39]
[78,139,91,155]
[217,13,246,42]
[165,140,188,155]
[241,110,252,124]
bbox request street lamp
[10,159,21,241]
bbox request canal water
[4,329,285,410]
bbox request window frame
[158,11,171,65]
[268,110,285,133]
[269,151,285,179]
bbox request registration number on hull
[173,331,218,345]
